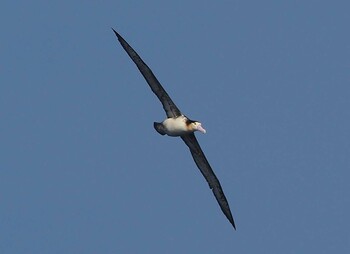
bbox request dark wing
[112,29,182,118]
[181,134,236,229]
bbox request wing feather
[181,134,236,229]
[112,29,181,118]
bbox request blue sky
[1,1,349,253]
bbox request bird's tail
[153,122,166,135]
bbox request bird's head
[190,121,206,134]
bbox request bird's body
[112,28,236,230]
[154,115,206,137]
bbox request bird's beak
[196,124,206,134]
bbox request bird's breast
[162,117,191,136]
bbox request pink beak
[196,124,206,134]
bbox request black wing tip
[227,211,236,230]
[231,220,236,230]
[111,27,123,41]
[226,211,236,230]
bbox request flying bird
[112,29,236,229]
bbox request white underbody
[162,116,190,137]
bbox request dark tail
[153,122,166,135]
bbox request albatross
[112,29,236,230]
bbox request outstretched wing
[112,29,182,118]
[181,134,236,229]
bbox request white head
[191,121,206,134]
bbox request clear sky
[1,1,349,253]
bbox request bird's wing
[181,134,236,229]
[112,29,182,118]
